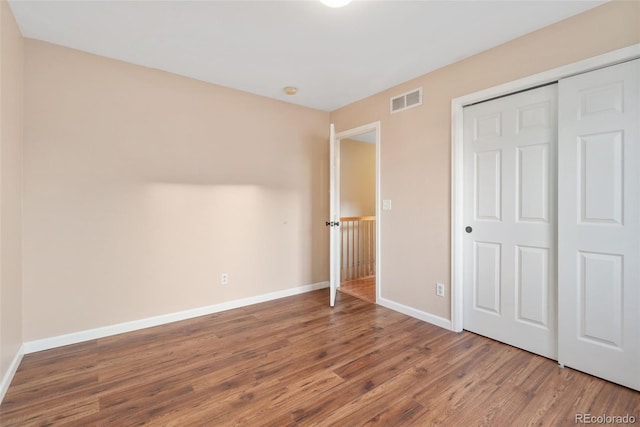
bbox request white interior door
[558,59,640,391]
[329,124,341,307]
[463,85,558,359]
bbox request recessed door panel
[474,113,501,141]
[516,246,549,327]
[517,101,550,133]
[517,144,549,223]
[474,242,501,314]
[579,82,623,118]
[579,132,623,224]
[579,252,622,348]
[475,150,502,221]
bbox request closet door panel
[463,85,557,359]
[558,59,640,391]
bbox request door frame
[450,43,640,332]
[334,121,382,303]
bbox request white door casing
[558,59,640,391]
[329,123,340,307]
[463,85,558,359]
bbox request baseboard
[0,344,25,404]
[24,281,329,354]
[378,297,452,331]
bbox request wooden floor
[1,290,638,426]
[339,276,375,304]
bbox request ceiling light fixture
[283,86,298,95]
[320,0,352,8]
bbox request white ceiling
[9,0,606,112]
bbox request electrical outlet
[221,273,229,285]
[436,283,445,297]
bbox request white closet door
[558,59,640,391]
[463,85,558,359]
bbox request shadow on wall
[137,183,312,306]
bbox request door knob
[465,226,472,233]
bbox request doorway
[339,130,377,303]
[330,122,381,306]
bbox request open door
[329,123,341,306]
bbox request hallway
[340,276,375,304]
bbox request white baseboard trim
[378,297,453,331]
[24,281,329,354]
[0,344,25,404]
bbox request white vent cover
[390,88,422,113]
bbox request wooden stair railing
[340,216,376,282]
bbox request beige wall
[22,40,329,341]
[340,139,375,218]
[0,0,23,380]
[330,1,640,320]
[13,0,640,344]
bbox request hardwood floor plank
[1,372,99,412]
[340,276,376,304]
[1,396,99,427]
[231,371,345,426]
[1,289,638,426]
[155,379,290,426]
[361,396,428,426]
[320,364,432,426]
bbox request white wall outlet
[221,273,229,285]
[382,199,392,210]
[436,283,445,297]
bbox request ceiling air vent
[390,88,422,114]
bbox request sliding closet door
[558,59,640,391]
[463,85,558,359]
